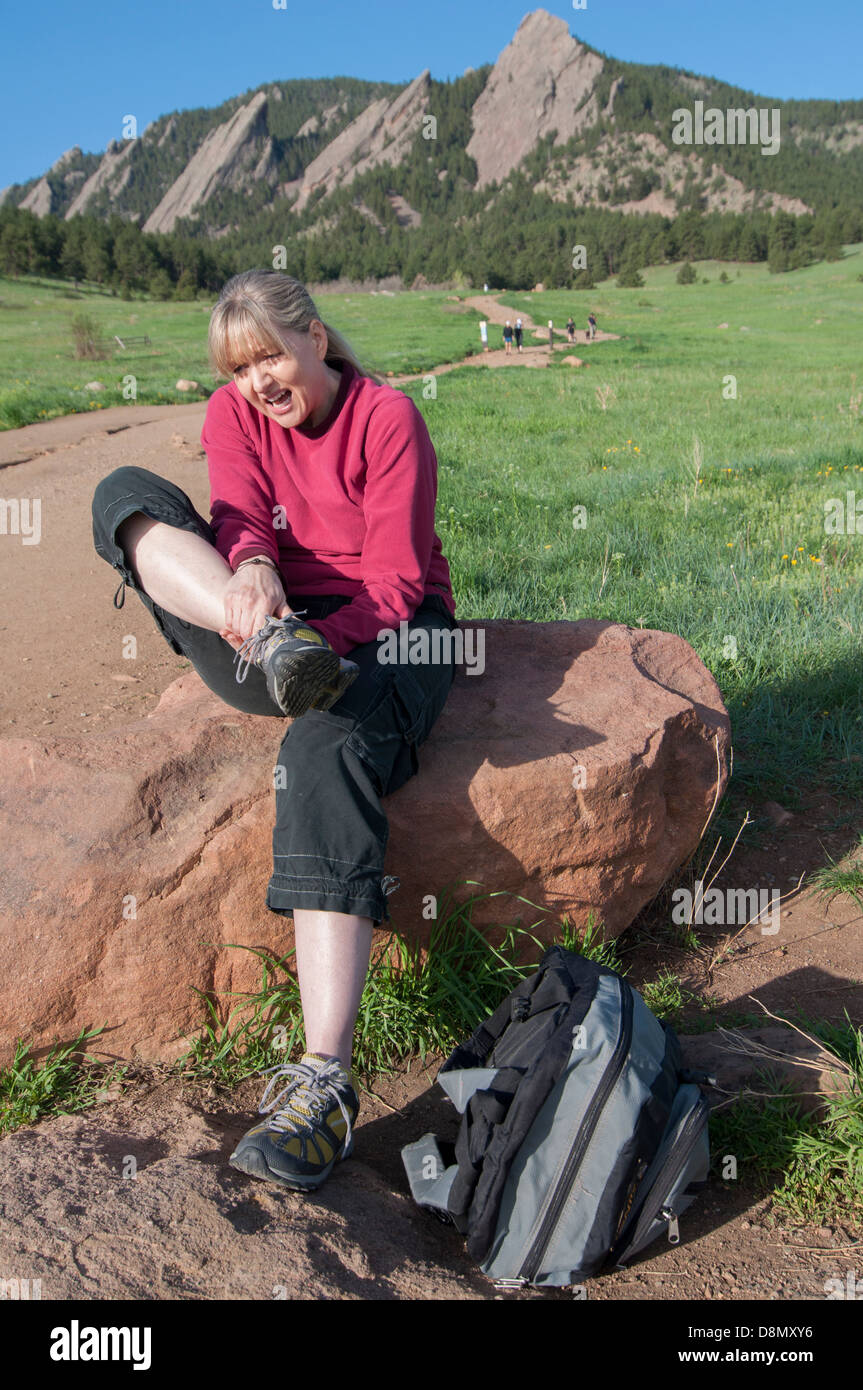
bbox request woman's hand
[220,563,293,651]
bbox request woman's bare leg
[116,512,234,631]
[293,909,374,1070]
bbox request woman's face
[230,319,339,429]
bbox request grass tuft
[709,1014,863,1230]
[0,1027,126,1136]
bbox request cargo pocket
[346,667,434,798]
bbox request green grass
[172,887,717,1087]
[807,833,863,914]
[0,276,485,427]
[0,277,219,427]
[709,1016,863,1229]
[0,1027,126,1136]
[313,288,484,375]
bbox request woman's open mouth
[262,388,293,415]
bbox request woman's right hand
[220,563,292,649]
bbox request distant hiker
[548,320,554,350]
[480,320,489,352]
[515,318,524,352]
[483,282,489,293]
[566,316,575,344]
[588,313,597,341]
[503,320,514,355]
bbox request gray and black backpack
[401,945,712,1288]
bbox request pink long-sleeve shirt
[199,362,456,657]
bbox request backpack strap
[438,959,558,1077]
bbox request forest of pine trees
[1,194,859,298]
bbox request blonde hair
[207,269,382,383]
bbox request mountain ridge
[4,7,863,233]
[2,10,861,294]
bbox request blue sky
[2,0,860,188]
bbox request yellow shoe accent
[313,1136,334,1164]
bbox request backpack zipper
[517,976,633,1283]
[608,1092,709,1267]
[661,1207,680,1244]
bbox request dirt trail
[0,400,207,469]
[390,292,619,382]
[460,291,616,345]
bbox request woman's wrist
[234,555,281,576]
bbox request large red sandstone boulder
[0,620,729,1065]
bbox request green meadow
[0,279,484,427]
[420,252,863,822]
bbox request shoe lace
[233,609,307,684]
[255,1058,355,1148]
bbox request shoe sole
[309,662,360,711]
[229,1136,353,1191]
[267,646,341,718]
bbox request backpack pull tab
[661,1207,680,1244]
[511,996,531,1023]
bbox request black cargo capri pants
[91,465,458,926]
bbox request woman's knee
[92,465,168,509]
[92,468,198,534]
[92,467,209,562]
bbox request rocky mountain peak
[290,70,431,212]
[466,8,604,186]
[143,92,271,234]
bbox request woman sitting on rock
[91,269,458,1193]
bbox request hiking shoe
[308,656,360,711]
[228,1053,359,1191]
[233,612,342,717]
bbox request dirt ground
[0,1054,858,1304]
[0,369,860,1303]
